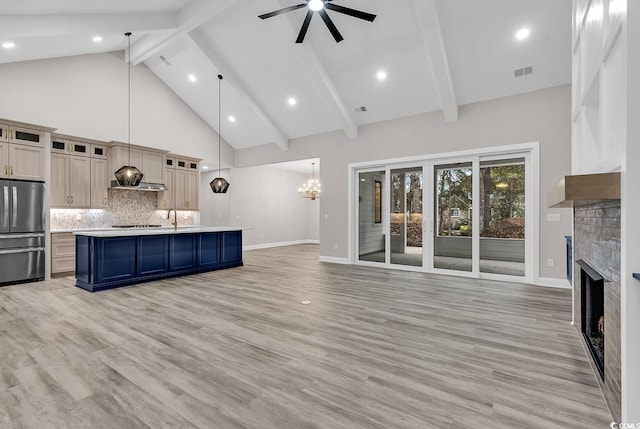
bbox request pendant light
[114,32,144,187]
[210,74,230,193]
[299,162,321,200]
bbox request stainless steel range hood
[547,172,620,208]
[110,180,168,192]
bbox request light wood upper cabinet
[0,125,8,142]
[9,143,45,181]
[160,167,175,209]
[51,152,91,208]
[91,158,109,208]
[51,134,105,208]
[169,156,199,210]
[109,144,166,184]
[69,155,91,208]
[142,150,164,184]
[0,142,8,178]
[0,123,46,180]
[50,153,69,207]
[7,125,45,147]
[186,171,199,210]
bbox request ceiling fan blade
[296,10,314,43]
[325,3,377,22]
[318,9,344,42]
[258,3,307,20]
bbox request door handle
[12,186,17,228]
[10,165,13,176]
[2,186,8,228]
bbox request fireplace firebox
[577,259,605,380]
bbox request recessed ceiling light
[228,116,236,123]
[188,74,197,83]
[376,70,387,81]
[202,166,209,170]
[516,28,530,40]
[308,0,324,11]
[92,36,103,43]
[2,42,16,49]
[288,97,297,106]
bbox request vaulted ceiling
[0,0,571,154]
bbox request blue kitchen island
[74,227,244,292]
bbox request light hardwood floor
[0,244,611,428]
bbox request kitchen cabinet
[0,125,46,181]
[174,169,199,210]
[142,150,164,184]
[51,232,75,275]
[51,136,107,208]
[50,138,91,208]
[109,144,166,184]
[75,229,243,292]
[91,158,109,208]
[167,156,200,210]
[159,166,175,209]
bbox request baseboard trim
[243,240,319,251]
[319,256,351,265]
[536,277,572,289]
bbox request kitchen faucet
[167,209,178,230]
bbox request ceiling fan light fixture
[308,0,325,12]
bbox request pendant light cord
[218,74,223,177]
[126,32,132,166]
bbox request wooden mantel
[547,172,621,208]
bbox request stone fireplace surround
[573,200,621,421]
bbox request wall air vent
[514,65,534,77]
[159,55,171,66]
[354,106,367,113]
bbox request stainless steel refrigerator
[0,180,46,286]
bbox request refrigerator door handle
[0,247,45,255]
[12,186,17,228]
[2,186,8,228]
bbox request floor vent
[514,65,533,77]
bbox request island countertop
[73,226,250,238]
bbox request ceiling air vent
[354,106,367,113]
[514,65,534,77]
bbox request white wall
[200,165,319,248]
[235,85,573,280]
[623,1,640,422]
[0,52,234,167]
[572,0,639,420]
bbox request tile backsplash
[50,189,198,230]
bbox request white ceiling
[0,0,571,151]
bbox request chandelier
[299,162,321,200]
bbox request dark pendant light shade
[210,177,230,193]
[115,32,144,187]
[114,165,144,187]
[210,74,230,194]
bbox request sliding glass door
[479,158,526,276]
[358,170,386,264]
[433,162,473,272]
[354,150,531,281]
[390,167,423,267]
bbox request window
[450,208,460,218]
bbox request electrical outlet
[547,258,555,267]
[547,213,561,222]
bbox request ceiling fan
[258,0,376,43]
